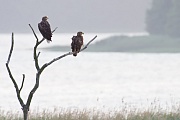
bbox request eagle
[71,32,84,56]
[38,16,52,43]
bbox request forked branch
[27,25,97,106]
[6,25,97,120]
[29,24,58,71]
[29,23,97,73]
[25,24,59,111]
[6,33,25,108]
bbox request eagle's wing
[38,21,52,41]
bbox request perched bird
[38,16,52,43]
[71,32,84,56]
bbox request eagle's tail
[73,52,77,57]
[46,39,52,43]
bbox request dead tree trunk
[6,25,97,120]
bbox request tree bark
[23,107,29,120]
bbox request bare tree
[6,24,97,120]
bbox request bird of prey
[71,32,84,56]
[38,16,52,43]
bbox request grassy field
[1,106,180,120]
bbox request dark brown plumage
[38,16,52,43]
[71,32,84,56]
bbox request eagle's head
[77,31,84,36]
[42,16,48,21]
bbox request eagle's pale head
[42,16,48,21]
[77,31,84,36]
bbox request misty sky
[0,0,152,33]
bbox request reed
[1,106,180,120]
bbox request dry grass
[1,106,180,120]
[1,99,180,120]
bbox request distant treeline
[146,0,180,37]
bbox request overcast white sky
[0,0,152,33]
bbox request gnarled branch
[25,24,58,111]
[6,24,96,120]
[43,35,97,70]
[25,25,97,109]
[6,33,25,108]
[29,24,58,71]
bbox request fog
[0,0,152,33]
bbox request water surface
[0,33,179,112]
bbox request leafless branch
[29,24,58,71]
[52,27,58,33]
[80,35,97,51]
[29,24,58,45]
[7,33,14,64]
[7,25,96,120]
[19,74,25,93]
[38,38,45,45]
[39,35,97,72]
[29,24,39,43]
[33,44,40,71]
[38,27,58,44]
[27,24,97,109]
[24,24,59,112]
[6,33,25,108]
[37,52,41,59]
